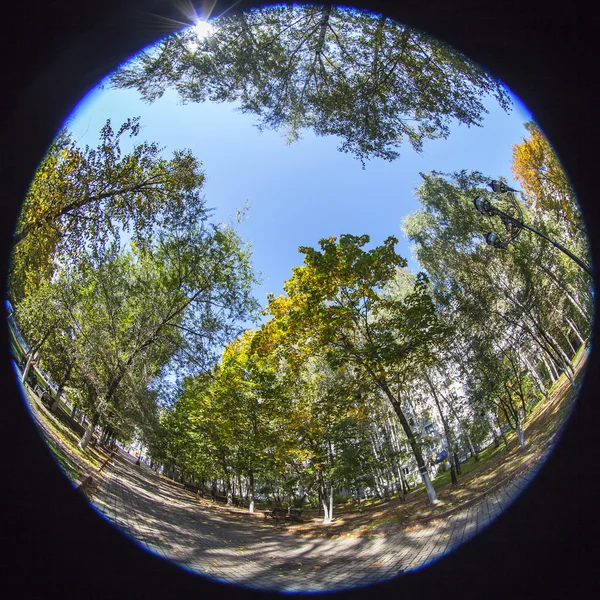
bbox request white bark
[516,410,526,451]
[566,316,586,347]
[21,353,33,385]
[321,492,331,523]
[544,329,575,379]
[541,353,558,383]
[79,419,95,450]
[522,354,548,397]
[421,468,438,504]
[516,427,526,451]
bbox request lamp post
[473,180,593,277]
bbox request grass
[22,384,112,483]
[431,442,506,490]
[44,435,82,481]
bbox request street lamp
[472,179,593,277]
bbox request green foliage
[13,199,258,444]
[10,117,206,302]
[111,5,511,165]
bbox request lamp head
[489,180,509,193]
[473,196,494,217]
[485,232,507,249]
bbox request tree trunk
[441,392,479,462]
[373,376,437,504]
[79,412,99,450]
[453,451,462,475]
[319,488,330,523]
[468,434,479,461]
[394,464,406,501]
[248,471,255,514]
[566,316,586,347]
[400,468,410,493]
[516,426,526,451]
[496,418,509,450]
[383,417,406,501]
[562,329,577,357]
[424,371,457,485]
[21,353,34,385]
[543,329,576,383]
[51,363,72,413]
[539,264,591,326]
[516,409,526,451]
[522,354,548,399]
[492,426,500,448]
[541,353,558,383]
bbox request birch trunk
[522,354,548,398]
[248,471,255,514]
[424,371,457,485]
[566,316,586,347]
[372,376,437,504]
[79,412,99,450]
[541,353,558,383]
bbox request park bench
[263,507,303,523]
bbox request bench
[263,508,303,523]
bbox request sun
[194,19,214,40]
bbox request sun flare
[194,19,214,39]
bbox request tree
[15,193,258,451]
[111,4,511,166]
[207,329,285,512]
[512,121,586,242]
[403,170,590,390]
[264,234,446,504]
[10,117,206,302]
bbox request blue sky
[65,43,533,311]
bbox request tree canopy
[10,117,206,301]
[111,4,511,165]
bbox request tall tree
[10,117,206,302]
[264,234,446,504]
[512,121,587,242]
[111,4,511,166]
[403,170,591,387]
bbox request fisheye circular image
[6,2,592,594]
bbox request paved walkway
[90,450,541,593]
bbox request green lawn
[44,435,83,481]
[432,442,507,490]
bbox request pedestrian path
[90,450,542,593]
